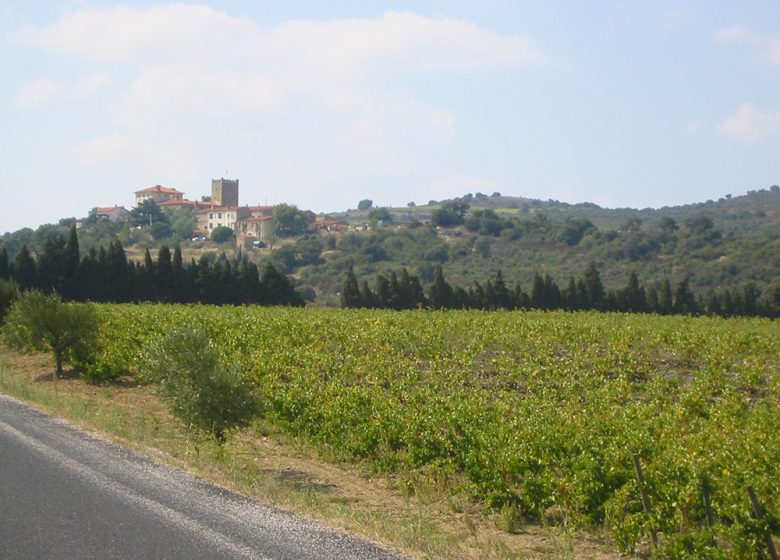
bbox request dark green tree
[623,271,647,312]
[0,247,9,280]
[272,204,311,237]
[658,279,673,314]
[0,279,19,323]
[211,226,234,243]
[259,263,304,306]
[673,278,698,315]
[491,270,513,309]
[157,245,173,301]
[341,266,362,308]
[427,264,454,309]
[131,199,167,227]
[431,202,469,227]
[11,246,37,290]
[583,263,605,309]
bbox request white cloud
[75,134,133,166]
[13,4,256,62]
[14,5,546,209]
[14,7,544,69]
[716,26,780,65]
[717,103,780,142]
[72,72,108,97]
[15,73,108,107]
[15,79,61,106]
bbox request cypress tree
[513,282,529,310]
[470,281,486,309]
[77,248,101,301]
[705,290,722,316]
[62,224,80,299]
[492,270,512,309]
[531,272,546,309]
[388,271,402,310]
[341,265,362,308]
[543,274,562,309]
[105,240,129,302]
[12,246,37,291]
[171,245,187,302]
[583,263,605,310]
[157,245,173,302]
[741,284,758,316]
[564,277,578,310]
[624,271,646,312]
[658,279,673,314]
[575,278,589,310]
[137,248,156,301]
[0,247,9,280]
[427,264,453,309]
[259,262,303,306]
[408,273,426,308]
[482,279,495,309]
[646,286,659,313]
[453,286,469,309]
[722,289,734,317]
[673,278,698,315]
[398,268,415,309]
[375,275,391,308]
[37,234,68,294]
[359,279,376,308]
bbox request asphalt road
[0,394,407,560]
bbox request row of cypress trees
[0,225,303,306]
[341,263,779,317]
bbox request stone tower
[211,178,239,207]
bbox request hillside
[1,186,779,308]
[297,187,780,306]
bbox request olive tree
[142,326,259,443]
[3,291,98,378]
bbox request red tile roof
[95,206,127,213]
[134,184,184,194]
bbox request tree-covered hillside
[296,186,780,305]
[2,186,778,308]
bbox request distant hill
[302,186,780,305]
[2,186,779,308]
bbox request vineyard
[96,305,779,558]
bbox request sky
[1,1,779,233]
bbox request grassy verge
[0,346,620,560]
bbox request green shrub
[0,279,19,323]
[142,326,259,443]
[3,291,99,378]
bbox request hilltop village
[91,178,347,247]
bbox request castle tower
[211,178,239,207]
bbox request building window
[218,213,223,219]
[209,223,213,229]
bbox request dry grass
[0,345,622,560]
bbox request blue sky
[2,1,779,233]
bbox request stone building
[195,205,251,234]
[211,178,239,207]
[134,185,185,206]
